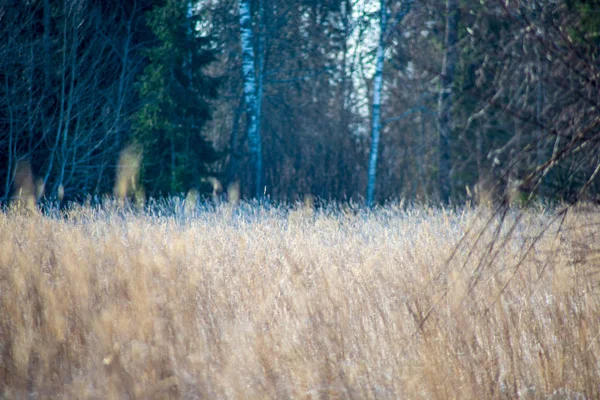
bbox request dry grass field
[0,200,599,399]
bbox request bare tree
[366,0,413,206]
[0,0,145,202]
[238,0,264,198]
[437,0,459,204]
[365,0,387,207]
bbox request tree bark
[535,52,545,198]
[437,0,459,204]
[366,0,387,207]
[238,0,263,198]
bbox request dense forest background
[1,0,600,205]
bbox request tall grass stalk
[0,202,598,398]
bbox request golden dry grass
[0,201,599,399]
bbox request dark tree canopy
[133,0,220,195]
[2,0,600,205]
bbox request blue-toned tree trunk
[437,0,459,204]
[238,0,263,198]
[366,0,387,207]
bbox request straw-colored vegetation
[1,200,599,399]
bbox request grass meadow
[1,199,599,399]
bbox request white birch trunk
[366,0,387,207]
[238,0,263,198]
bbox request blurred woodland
[1,0,600,205]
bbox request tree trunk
[255,0,266,196]
[43,0,52,97]
[437,0,459,204]
[238,0,263,198]
[366,0,387,207]
[535,52,545,198]
[227,95,245,185]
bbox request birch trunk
[255,0,265,185]
[238,0,263,198]
[366,0,387,207]
[437,0,459,204]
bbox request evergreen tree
[134,0,220,195]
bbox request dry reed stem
[0,203,598,399]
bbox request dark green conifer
[134,0,220,195]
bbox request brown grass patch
[0,203,598,398]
